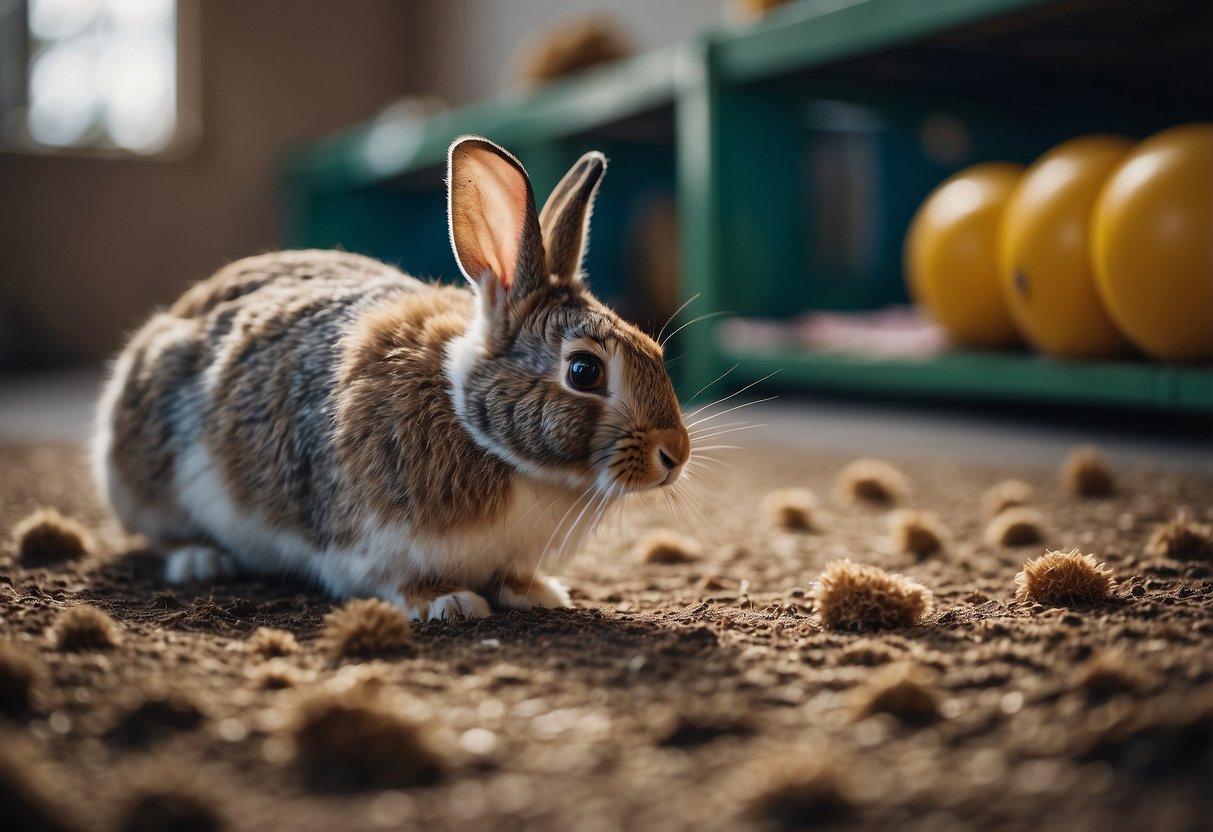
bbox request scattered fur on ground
[763,488,818,532]
[833,459,908,508]
[246,627,299,658]
[981,479,1034,518]
[1015,550,1114,606]
[10,509,93,565]
[287,684,442,791]
[851,662,940,725]
[1,441,1211,832]
[984,506,1047,547]
[50,604,121,651]
[320,599,412,659]
[637,529,702,564]
[1147,514,1213,562]
[0,641,42,718]
[1061,446,1116,498]
[888,509,946,558]
[812,560,934,631]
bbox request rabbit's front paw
[164,544,240,585]
[401,586,491,622]
[495,574,572,611]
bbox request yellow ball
[997,135,1134,359]
[1092,123,1213,362]
[905,163,1023,348]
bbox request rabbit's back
[93,250,433,553]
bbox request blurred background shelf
[714,345,1213,413]
[283,0,1213,415]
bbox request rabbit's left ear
[448,136,547,299]
[539,151,607,283]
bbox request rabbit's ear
[448,136,546,298]
[539,151,606,283]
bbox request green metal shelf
[285,45,680,194]
[713,0,1052,83]
[715,342,1213,413]
[282,0,1213,415]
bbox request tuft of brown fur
[852,663,940,725]
[1146,514,1213,561]
[888,510,946,558]
[763,488,818,532]
[982,479,1033,518]
[737,752,855,828]
[320,599,412,659]
[50,605,121,651]
[11,509,93,565]
[812,560,933,631]
[517,17,630,85]
[1073,652,1149,702]
[1060,446,1115,498]
[250,659,302,691]
[637,529,701,564]
[1014,549,1113,606]
[984,506,1046,547]
[0,641,43,718]
[115,787,223,832]
[0,739,77,832]
[288,686,442,791]
[247,627,298,658]
[833,459,908,508]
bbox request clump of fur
[852,663,940,725]
[984,507,1046,547]
[1073,652,1149,702]
[888,510,946,558]
[251,659,301,691]
[812,560,933,631]
[0,740,76,832]
[288,686,442,791]
[517,17,630,85]
[1061,446,1115,498]
[0,641,43,718]
[115,787,223,832]
[11,509,94,565]
[738,752,855,828]
[764,488,818,532]
[982,479,1033,518]
[247,627,298,658]
[1146,514,1213,562]
[636,529,702,564]
[320,599,412,659]
[106,692,205,748]
[50,605,121,651]
[834,459,908,508]
[1014,549,1113,606]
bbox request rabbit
[92,136,691,621]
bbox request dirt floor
[2,440,1212,832]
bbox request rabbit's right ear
[448,136,547,301]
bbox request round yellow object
[1092,123,1213,362]
[997,135,1134,359]
[905,163,1023,348]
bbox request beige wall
[0,1,416,363]
[0,0,722,365]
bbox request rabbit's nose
[653,427,690,485]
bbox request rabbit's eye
[567,353,606,393]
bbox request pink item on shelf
[718,307,952,359]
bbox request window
[1,0,194,155]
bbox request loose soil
[2,441,1211,831]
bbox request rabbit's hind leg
[164,543,241,585]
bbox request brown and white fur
[92,136,689,621]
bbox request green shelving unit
[283,0,1213,414]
